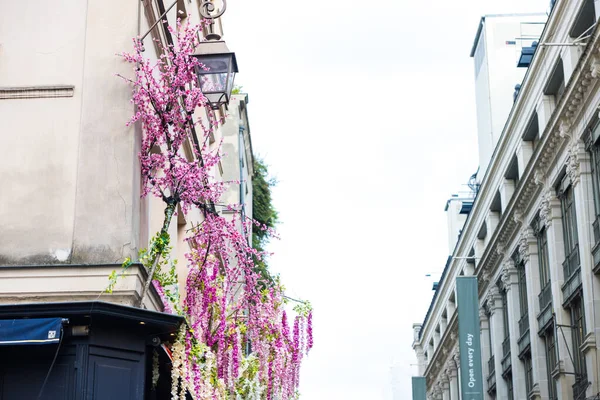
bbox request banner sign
[411,376,426,400]
[456,276,483,400]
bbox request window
[589,120,600,244]
[501,287,510,342]
[506,374,514,400]
[570,298,587,398]
[534,217,552,310]
[517,257,530,338]
[517,260,528,318]
[543,325,558,400]
[570,0,596,39]
[524,354,534,396]
[559,179,580,279]
[544,58,565,103]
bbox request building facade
[0,1,254,398]
[413,1,600,399]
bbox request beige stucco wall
[0,0,142,264]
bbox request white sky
[224,0,549,398]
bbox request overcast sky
[224,0,549,398]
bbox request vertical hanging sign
[456,276,483,400]
[411,377,426,400]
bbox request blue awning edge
[0,318,64,346]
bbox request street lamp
[192,41,238,110]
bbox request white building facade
[413,0,600,399]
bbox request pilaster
[569,139,600,395]
[502,260,527,399]
[542,188,576,398]
[487,285,508,398]
[521,228,550,399]
[479,307,491,392]
[446,358,459,400]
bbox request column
[441,374,450,400]
[454,350,462,399]
[541,188,576,398]
[569,139,600,394]
[487,286,508,398]
[447,356,459,400]
[479,307,491,392]
[502,261,527,399]
[520,228,549,399]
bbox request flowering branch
[119,19,313,400]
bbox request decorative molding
[513,211,523,224]
[582,332,596,354]
[566,141,582,186]
[558,118,572,140]
[0,85,75,100]
[590,56,600,78]
[496,241,506,257]
[534,169,545,186]
[539,190,551,229]
[518,231,530,263]
[486,286,502,312]
[479,307,488,321]
[446,358,457,373]
[501,262,517,290]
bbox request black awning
[0,318,63,346]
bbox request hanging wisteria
[118,19,313,400]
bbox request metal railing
[539,283,552,312]
[573,376,589,399]
[519,313,529,337]
[487,355,496,393]
[488,355,495,375]
[563,247,580,280]
[501,337,512,374]
[518,313,531,355]
[562,266,582,306]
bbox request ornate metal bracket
[199,0,227,19]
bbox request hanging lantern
[192,41,238,110]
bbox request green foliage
[105,257,133,294]
[231,85,243,95]
[251,157,279,286]
[293,300,313,317]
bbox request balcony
[537,283,553,332]
[593,218,600,274]
[501,337,512,376]
[563,247,580,278]
[561,266,582,306]
[487,355,496,393]
[518,313,531,356]
[573,376,589,399]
